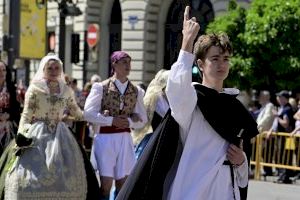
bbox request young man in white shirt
[84,51,147,200]
[164,6,258,200]
[116,6,258,200]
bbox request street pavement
[248,179,300,200]
[108,175,300,200]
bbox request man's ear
[196,59,203,71]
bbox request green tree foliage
[206,0,300,92]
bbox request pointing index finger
[184,6,190,21]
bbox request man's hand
[227,144,245,167]
[112,116,129,129]
[181,6,200,53]
[291,127,300,136]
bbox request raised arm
[166,6,200,131]
[181,6,201,53]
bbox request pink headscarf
[110,51,131,75]
[110,51,131,64]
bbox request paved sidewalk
[248,179,300,200]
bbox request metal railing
[250,132,300,180]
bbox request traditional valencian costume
[85,77,148,176]
[0,54,99,200]
[117,51,259,200]
[84,51,147,199]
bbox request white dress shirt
[256,102,275,132]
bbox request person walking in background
[82,74,102,149]
[69,78,88,146]
[0,61,20,157]
[84,50,147,200]
[16,79,26,110]
[132,69,170,158]
[79,76,102,158]
[0,54,100,200]
[80,82,96,152]
[82,82,93,100]
[70,78,82,106]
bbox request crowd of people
[249,89,300,184]
[0,5,297,200]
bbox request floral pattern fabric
[101,78,138,117]
[18,82,83,135]
[4,81,87,200]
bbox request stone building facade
[0,0,251,87]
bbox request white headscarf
[30,54,66,94]
[32,54,65,83]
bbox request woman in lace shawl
[132,69,170,158]
[0,54,99,200]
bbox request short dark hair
[193,33,233,61]
[72,78,78,84]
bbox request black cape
[117,85,259,200]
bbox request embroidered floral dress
[3,81,88,200]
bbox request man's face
[199,46,230,82]
[276,96,288,106]
[259,93,268,104]
[113,57,131,77]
